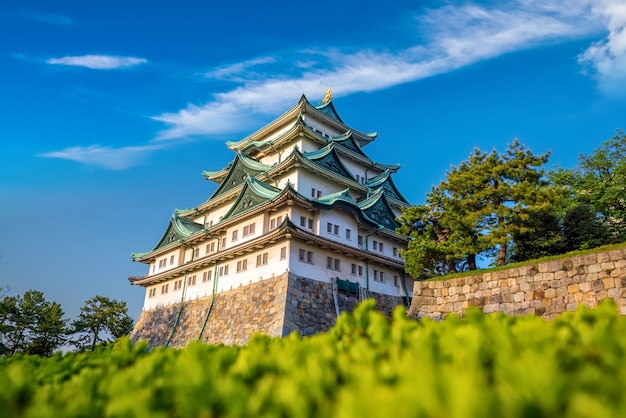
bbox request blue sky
[1,0,625,322]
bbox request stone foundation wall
[408,247,626,320]
[131,273,404,348]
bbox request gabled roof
[314,99,343,123]
[314,188,356,205]
[206,152,273,199]
[302,142,354,180]
[357,188,400,231]
[329,130,367,157]
[132,215,203,260]
[365,169,409,204]
[226,94,376,153]
[219,175,281,222]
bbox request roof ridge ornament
[321,88,333,104]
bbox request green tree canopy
[550,130,626,244]
[0,290,67,356]
[70,295,134,352]
[398,140,554,277]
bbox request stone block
[597,252,611,263]
[603,278,615,289]
[579,282,592,293]
[588,264,603,274]
[568,283,579,294]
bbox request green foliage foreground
[2,300,626,418]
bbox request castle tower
[129,95,414,347]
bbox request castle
[129,93,414,347]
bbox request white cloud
[578,0,626,96]
[46,55,147,70]
[205,56,276,81]
[154,1,604,139]
[39,144,166,170]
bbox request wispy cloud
[154,1,605,139]
[205,57,276,81]
[20,11,74,25]
[46,55,148,70]
[578,0,626,96]
[44,1,625,170]
[39,144,166,170]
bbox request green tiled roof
[132,215,204,260]
[207,152,273,199]
[303,143,354,179]
[315,188,355,205]
[219,175,281,222]
[357,188,400,231]
[365,170,409,203]
[314,99,344,123]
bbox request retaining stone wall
[131,273,405,348]
[408,247,626,320]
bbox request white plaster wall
[150,248,181,276]
[297,171,344,198]
[214,243,289,293]
[318,210,359,248]
[304,119,341,139]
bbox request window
[351,264,363,276]
[311,188,316,198]
[299,249,314,264]
[394,276,400,287]
[189,275,197,286]
[346,229,351,240]
[232,230,238,242]
[270,218,276,229]
[300,216,313,230]
[219,265,229,276]
[256,252,268,266]
[149,288,156,298]
[356,174,360,182]
[206,242,216,254]
[277,215,283,224]
[358,265,363,276]
[174,280,182,291]
[221,237,226,248]
[373,241,378,250]
[327,257,340,271]
[243,223,255,237]
[379,243,384,252]
[280,247,287,260]
[203,270,212,282]
[327,222,339,235]
[351,263,358,275]
[393,247,398,257]
[237,259,248,272]
[194,248,200,258]
[373,270,385,283]
[317,190,322,198]
[158,259,167,268]
[358,235,363,246]
[161,284,169,294]
[170,255,175,265]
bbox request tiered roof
[131,94,410,264]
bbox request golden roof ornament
[322,88,333,104]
